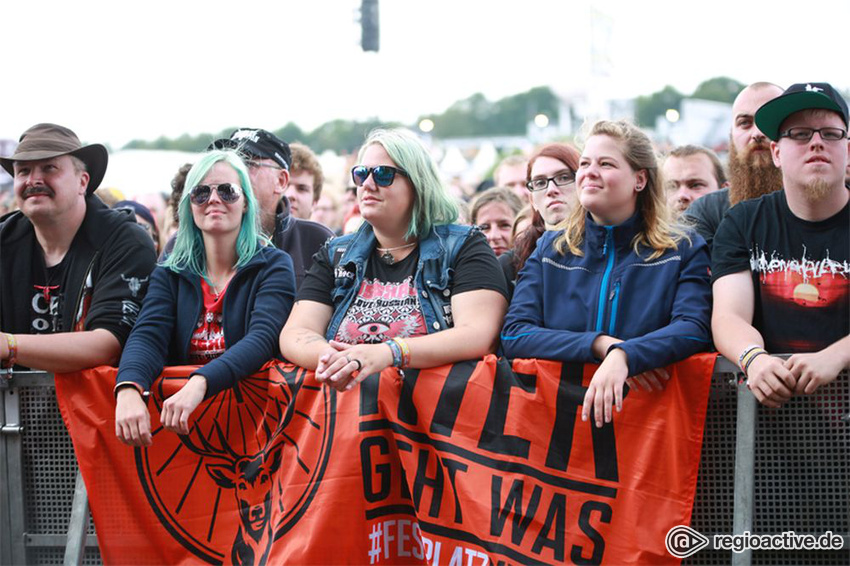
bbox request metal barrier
[0,372,100,566]
[0,360,847,565]
[686,357,849,565]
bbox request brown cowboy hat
[0,123,108,194]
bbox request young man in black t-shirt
[712,83,850,408]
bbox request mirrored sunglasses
[351,165,409,187]
[189,183,242,205]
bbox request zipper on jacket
[71,253,100,329]
[608,281,620,335]
[595,228,615,331]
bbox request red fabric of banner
[55,353,715,565]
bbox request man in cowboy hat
[712,83,850,408]
[0,124,156,372]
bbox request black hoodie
[0,195,157,346]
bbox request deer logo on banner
[181,396,294,566]
[135,365,336,565]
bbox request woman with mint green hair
[281,128,508,392]
[164,150,264,273]
[114,149,296,446]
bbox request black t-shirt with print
[29,253,68,334]
[298,230,508,344]
[712,190,849,353]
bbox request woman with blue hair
[280,128,508,391]
[114,149,296,446]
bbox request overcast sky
[2,0,848,149]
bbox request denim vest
[325,223,474,340]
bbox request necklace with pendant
[35,260,63,332]
[376,242,417,265]
[208,271,234,298]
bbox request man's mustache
[747,140,770,152]
[22,186,54,198]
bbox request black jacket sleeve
[84,221,157,346]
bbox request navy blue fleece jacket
[116,246,295,397]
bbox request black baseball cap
[754,83,849,141]
[209,128,291,170]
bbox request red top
[188,278,228,364]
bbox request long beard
[727,138,784,206]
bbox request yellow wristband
[4,334,17,369]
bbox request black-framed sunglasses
[189,183,243,205]
[779,127,848,142]
[351,165,409,187]
[526,171,576,192]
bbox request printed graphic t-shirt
[29,254,68,334]
[333,249,427,344]
[298,231,508,344]
[188,278,227,363]
[712,190,849,353]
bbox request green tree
[634,85,684,128]
[427,92,492,138]
[123,129,233,152]
[492,86,560,135]
[273,123,307,145]
[309,119,401,154]
[419,86,559,138]
[121,85,562,150]
[692,76,745,104]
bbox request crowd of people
[0,81,848,446]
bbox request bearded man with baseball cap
[711,83,850,408]
[0,124,156,372]
[210,128,332,288]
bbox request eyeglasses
[351,165,409,187]
[526,171,576,192]
[779,127,848,142]
[189,183,243,205]
[246,160,284,171]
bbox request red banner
[55,354,715,565]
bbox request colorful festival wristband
[4,333,17,369]
[738,344,767,377]
[392,337,411,368]
[385,340,403,368]
[743,350,768,377]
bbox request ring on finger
[352,359,363,372]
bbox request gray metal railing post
[731,379,757,566]
[1,376,29,565]
[0,381,11,565]
[64,470,90,566]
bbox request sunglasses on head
[189,183,242,205]
[351,165,409,187]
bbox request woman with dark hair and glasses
[502,120,711,428]
[280,128,508,392]
[114,150,296,446]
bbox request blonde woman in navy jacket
[114,150,295,446]
[502,120,711,428]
